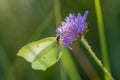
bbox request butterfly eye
[56,35,60,45]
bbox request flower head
[56,11,88,46]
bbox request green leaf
[17,37,62,71]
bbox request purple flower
[56,11,88,46]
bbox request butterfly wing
[17,37,62,71]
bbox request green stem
[94,1,110,79]
[81,37,114,80]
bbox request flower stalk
[81,37,114,80]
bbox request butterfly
[17,37,63,71]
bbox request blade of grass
[0,46,15,80]
[60,65,67,80]
[54,0,81,80]
[29,9,54,41]
[60,48,81,80]
[54,0,62,27]
[94,0,111,79]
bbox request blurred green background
[0,0,120,80]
